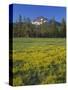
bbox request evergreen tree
[60,18,66,37]
[49,17,58,37]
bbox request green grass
[11,38,66,86]
[13,38,66,52]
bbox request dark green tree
[48,17,58,37]
[60,18,66,37]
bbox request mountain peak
[32,16,48,25]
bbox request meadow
[12,38,66,86]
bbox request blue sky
[12,4,66,22]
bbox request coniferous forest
[11,15,66,38]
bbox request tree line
[11,15,66,38]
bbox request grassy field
[12,38,66,86]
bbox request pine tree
[49,17,58,37]
[60,18,66,37]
